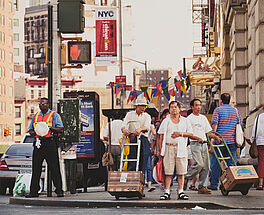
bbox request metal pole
[47,3,53,197]
[118,0,123,108]
[118,0,123,76]
[145,61,147,85]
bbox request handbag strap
[254,115,259,139]
[235,108,241,125]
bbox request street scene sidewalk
[9,184,264,210]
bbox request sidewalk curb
[9,197,234,210]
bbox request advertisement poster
[95,7,117,66]
[76,99,95,158]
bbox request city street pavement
[9,184,264,210]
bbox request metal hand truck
[206,131,258,196]
[107,136,144,200]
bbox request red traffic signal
[68,41,92,64]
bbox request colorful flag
[168,88,176,97]
[152,96,159,108]
[156,83,163,94]
[181,80,187,95]
[115,87,122,97]
[178,70,182,80]
[174,80,182,94]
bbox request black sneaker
[25,193,39,198]
[57,192,64,197]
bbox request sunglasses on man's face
[39,103,48,106]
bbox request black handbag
[249,115,259,159]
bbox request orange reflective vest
[33,110,55,137]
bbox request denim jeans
[185,141,209,188]
[209,143,237,188]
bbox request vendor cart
[206,131,258,196]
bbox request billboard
[184,57,221,86]
[95,7,117,66]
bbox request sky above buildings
[129,0,194,74]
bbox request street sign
[115,75,126,86]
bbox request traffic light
[201,22,208,47]
[3,128,11,136]
[68,41,92,64]
[58,0,85,33]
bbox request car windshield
[5,144,33,156]
[23,136,35,143]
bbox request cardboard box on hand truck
[220,165,258,191]
[108,171,144,199]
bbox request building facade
[24,4,48,77]
[13,0,26,74]
[210,0,264,161]
[0,0,14,144]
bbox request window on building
[15,106,21,117]
[29,49,34,58]
[9,86,12,97]
[3,102,6,112]
[0,32,2,42]
[31,90,34,99]
[9,18,12,30]
[31,107,34,114]
[13,18,19,27]
[9,1,12,12]
[13,33,19,41]
[9,53,13,64]
[38,90,41,98]
[40,63,45,72]
[29,64,34,72]
[14,48,19,56]
[10,103,12,114]
[15,124,21,135]
[39,47,45,54]
[2,15,5,26]
[9,36,12,46]
[13,0,18,11]
[0,67,2,77]
[42,29,45,39]
[31,30,34,40]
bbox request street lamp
[124,57,148,85]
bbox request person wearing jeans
[184,99,213,194]
[208,93,241,190]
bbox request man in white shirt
[121,96,155,191]
[158,101,193,200]
[185,99,212,194]
[103,111,124,171]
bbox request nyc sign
[96,7,116,20]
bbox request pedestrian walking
[121,96,155,191]
[250,110,264,190]
[208,93,242,190]
[158,101,193,200]
[103,111,123,171]
[26,97,64,198]
[184,99,212,194]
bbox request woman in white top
[250,112,264,190]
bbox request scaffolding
[192,0,209,24]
